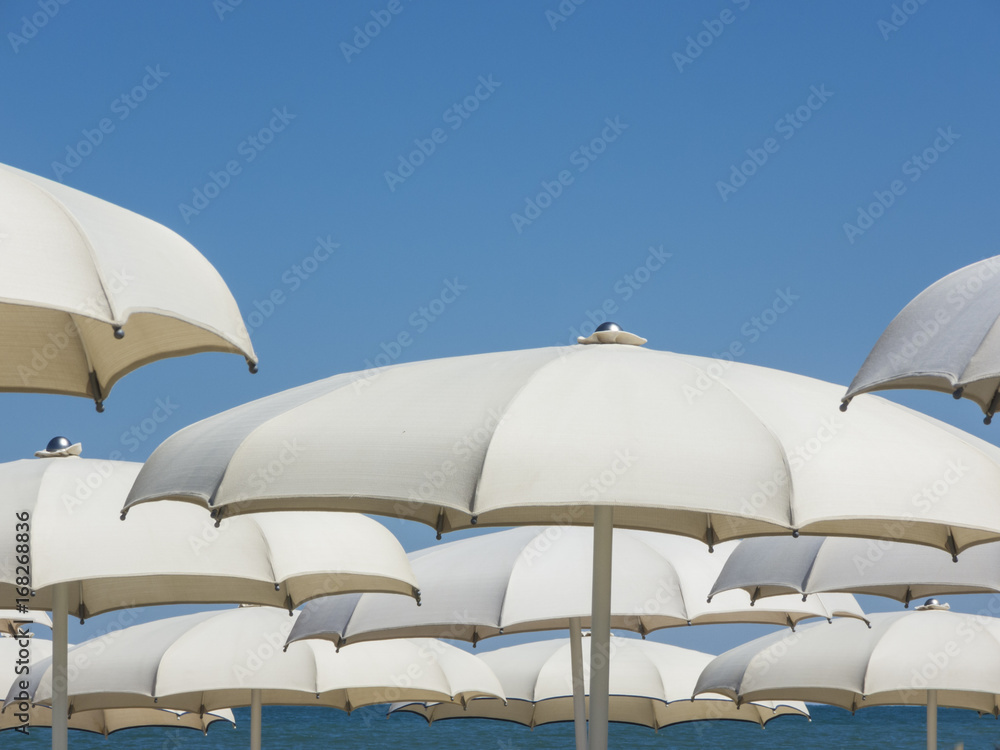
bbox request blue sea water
[7,705,1000,749]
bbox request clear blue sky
[2,1,999,652]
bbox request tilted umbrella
[695,604,1000,750]
[122,325,1000,750]
[0,634,234,736]
[8,607,504,749]
[1,446,418,750]
[291,526,863,750]
[0,161,257,411]
[0,611,51,637]
[842,255,1000,423]
[711,535,1000,606]
[390,636,809,730]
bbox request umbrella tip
[95,399,105,412]
[247,358,258,374]
[792,529,799,538]
[35,436,82,458]
[953,387,964,399]
[113,326,125,339]
[916,598,950,611]
[839,400,849,412]
[577,322,647,346]
[986,414,993,426]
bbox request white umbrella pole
[52,582,68,750]
[569,616,587,750]
[250,688,262,750]
[927,689,937,750]
[588,506,613,750]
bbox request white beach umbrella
[9,607,504,749]
[122,325,1000,750]
[0,162,257,411]
[391,636,809,730]
[0,635,234,736]
[843,255,1000,423]
[711,535,1000,606]
[291,527,862,750]
[0,447,418,750]
[0,610,51,637]
[695,605,1000,750]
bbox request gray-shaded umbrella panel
[846,256,1000,415]
[712,536,1000,604]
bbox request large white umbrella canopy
[0,161,257,411]
[391,636,809,730]
[711,535,1000,606]
[695,607,1000,750]
[124,339,1000,554]
[121,332,1000,750]
[289,526,866,647]
[843,255,1000,423]
[10,607,504,748]
[0,636,234,736]
[1,450,418,750]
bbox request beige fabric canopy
[0,162,257,410]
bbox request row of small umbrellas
[1,452,859,747]
[5,157,1000,750]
